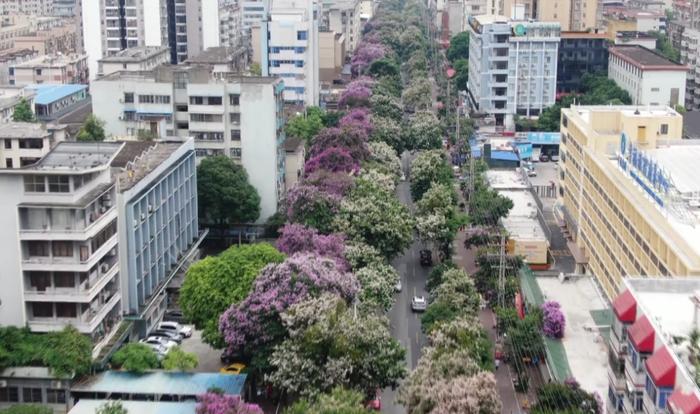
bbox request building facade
[254,0,320,106]
[97,46,171,77]
[557,32,609,92]
[242,0,269,30]
[9,53,89,86]
[607,278,700,414]
[322,0,362,52]
[558,105,700,299]
[25,84,90,122]
[467,15,560,128]
[0,122,67,169]
[219,4,245,50]
[0,86,36,123]
[91,66,287,221]
[608,45,687,107]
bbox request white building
[322,0,361,52]
[81,0,220,80]
[0,0,53,15]
[220,4,245,49]
[0,122,67,169]
[359,0,374,20]
[679,27,700,110]
[254,0,320,106]
[242,0,269,30]
[608,45,687,107]
[0,86,36,123]
[97,46,171,78]
[464,0,488,18]
[90,65,287,221]
[467,15,560,128]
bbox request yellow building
[558,105,700,299]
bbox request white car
[400,173,406,181]
[158,321,192,338]
[395,279,402,292]
[411,296,427,312]
[145,343,168,357]
[141,336,177,351]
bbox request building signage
[617,133,671,207]
[513,24,527,36]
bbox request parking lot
[180,329,226,373]
[529,160,559,187]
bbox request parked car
[140,336,177,351]
[164,310,186,324]
[151,330,183,344]
[411,296,427,312]
[145,343,168,357]
[539,153,550,162]
[419,249,432,266]
[158,321,192,338]
[220,363,246,375]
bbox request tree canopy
[197,156,261,228]
[285,387,375,414]
[0,406,52,414]
[447,32,469,62]
[76,114,106,141]
[96,401,128,414]
[286,107,325,143]
[162,346,199,371]
[111,343,160,374]
[180,243,285,347]
[12,98,35,122]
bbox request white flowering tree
[370,116,404,155]
[356,262,400,312]
[406,112,443,151]
[366,141,402,179]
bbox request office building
[467,15,560,128]
[557,105,700,299]
[558,32,609,93]
[9,53,89,86]
[607,278,700,413]
[253,0,320,106]
[0,122,67,168]
[322,0,361,52]
[608,45,687,107]
[359,0,374,20]
[81,0,219,80]
[97,46,171,77]
[90,65,287,221]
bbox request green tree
[179,243,285,346]
[0,405,52,414]
[96,401,128,414]
[286,387,374,414]
[12,98,34,122]
[368,58,400,78]
[405,111,443,151]
[452,58,469,92]
[250,62,262,76]
[410,151,453,201]
[43,326,93,377]
[76,115,106,141]
[162,346,199,371]
[286,107,325,143]
[111,343,160,374]
[650,31,680,62]
[447,32,469,62]
[531,383,599,414]
[197,156,261,229]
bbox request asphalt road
[381,153,430,414]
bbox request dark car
[419,249,432,266]
[163,310,185,324]
[151,329,183,344]
[539,153,550,162]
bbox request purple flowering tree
[303,147,360,177]
[309,126,369,161]
[338,107,372,135]
[196,393,263,414]
[351,42,386,74]
[286,184,341,233]
[338,82,372,109]
[276,223,349,271]
[218,253,359,352]
[541,300,566,339]
[305,169,355,196]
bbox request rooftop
[0,122,51,139]
[112,141,185,192]
[26,84,87,105]
[26,142,123,172]
[98,46,169,63]
[99,65,279,85]
[499,190,548,242]
[609,45,686,70]
[69,400,197,414]
[12,53,86,68]
[486,169,529,190]
[537,276,609,398]
[186,47,245,64]
[561,31,609,39]
[71,371,247,396]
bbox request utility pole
[498,233,506,309]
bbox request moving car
[140,336,178,351]
[411,296,427,312]
[419,249,432,266]
[220,363,246,375]
[158,321,192,338]
[151,330,183,344]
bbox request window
[138,95,154,104]
[297,30,307,40]
[32,302,52,317]
[124,92,134,103]
[176,104,188,112]
[19,139,43,149]
[660,124,669,134]
[55,302,76,317]
[189,96,204,105]
[651,87,660,92]
[231,130,241,141]
[24,175,45,192]
[190,113,223,123]
[230,113,240,124]
[23,388,42,403]
[208,96,223,105]
[35,69,42,76]
[0,387,19,402]
[29,272,51,291]
[4,139,11,148]
[230,148,242,158]
[48,176,69,193]
[229,94,240,105]
[46,389,65,404]
[52,241,73,257]
[5,158,11,168]
[28,241,49,257]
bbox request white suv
[411,296,427,312]
[158,321,192,338]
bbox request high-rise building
[219,3,245,49]
[467,15,560,128]
[242,0,269,30]
[54,0,79,16]
[557,105,700,299]
[80,0,220,80]
[253,0,320,106]
[322,0,361,52]
[557,31,609,93]
[90,65,287,221]
[495,0,598,30]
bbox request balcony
[24,261,118,303]
[19,207,117,241]
[624,360,646,389]
[27,292,120,334]
[608,352,626,391]
[609,329,628,357]
[22,234,118,273]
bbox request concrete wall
[0,174,25,327]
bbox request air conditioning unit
[100,263,110,274]
[104,200,112,208]
[118,116,124,121]
[148,204,153,213]
[100,206,107,214]
[0,380,7,388]
[141,213,146,221]
[108,248,117,257]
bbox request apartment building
[467,15,560,128]
[0,49,39,84]
[186,47,248,74]
[0,16,33,51]
[322,0,361,52]
[253,0,320,106]
[0,123,67,169]
[607,278,700,413]
[9,53,89,86]
[97,46,171,77]
[679,28,700,110]
[25,84,90,122]
[0,0,53,15]
[81,0,219,80]
[558,105,700,299]
[220,4,245,49]
[13,24,80,56]
[558,32,609,93]
[319,31,345,82]
[242,0,269,30]
[608,45,687,107]
[537,0,598,31]
[90,65,287,221]
[464,0,487,19]
[54,0,79,16]
[604,9,667,39]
